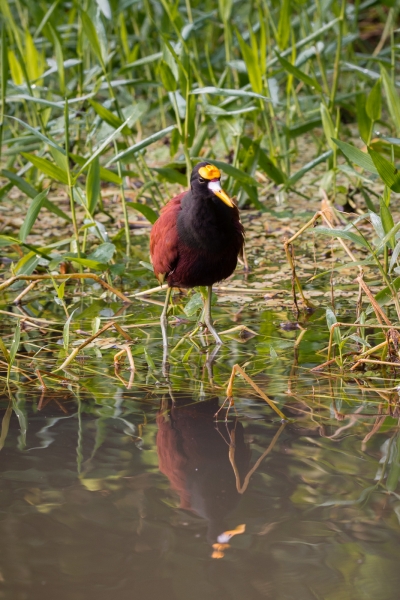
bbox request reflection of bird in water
[157,394,251,557]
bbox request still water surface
[1,303,400,600]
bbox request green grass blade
[127,202,159,224]
[333,139,378,174]
[19,188,48,242]
[106,125,176,166]
[276,52,322,93]
[86,156,101,216]
[21,152,69,184]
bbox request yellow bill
[207,180,234,208]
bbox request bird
[150,162,244,347]
[157,393,250,554]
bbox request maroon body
[150,189,244,288]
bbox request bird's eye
[198,176,205,183]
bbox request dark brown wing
[150,192,186,283]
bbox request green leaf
[326,308,341,344]
[241,137,286,184]
[218,0,232,22]
[19,188,48,242]
[242,183,263,209]
[76,107,144,175]
[186,93,196,149]
[63,308,77,351]
[127,202,158,224]
[66,256,109,270]
[285,118,322,139]
[0,234,23,246]
[48,23,65,95]
[86,156,101,215]
[277,0,291,50]
[236,29,262,94]
[0,336,10,364]
[356,93,371,143]
[5,116,65,154]
[184,292,203,317]
[286,150,332,187]
[89,99,130,134]
[152,167,186,186]
[333,139,378,173]
[106,125,176,165]
[366,78,382,122]
[159,60,177,92]
[190,86,272,103]
[389,239,400,273]
[371,277,400,312]
[313,226,369,249]
[381,67,400,133]
[96,0,111,19]
[2,168,39,197]
[9,321,20,366]
[368,148,400,192]
[1,24,9,108]
[21,152,69,184]
[69,154,121,185]
[87,242,115,263]
[320,104,336,150]
[276,52,322,92]
[1,169,71,221]
[369,211,385,239]
[81,10,104,66]
[380,197,395,249]
[57,279,68,300]
[0,404,12,451]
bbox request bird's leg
[161,287,172,349]
[204,285,222,345]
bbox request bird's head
[190,162,234,208]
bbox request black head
[190,162,234,208]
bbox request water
[2,219,400,599]
[1,299,400,600]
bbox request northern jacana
[150,162,244,346]
[157,393,250,550]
